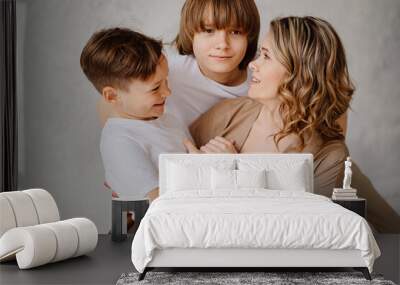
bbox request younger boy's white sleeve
[100,135,158,198]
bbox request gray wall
[17,0,400,236]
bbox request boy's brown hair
[80,28,162,93]
[174,0,260,70]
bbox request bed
[131,154,380,280]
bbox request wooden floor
[0,234,398,284]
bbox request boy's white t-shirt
[165,46,251,127]
[100,113,190,198]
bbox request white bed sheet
[131,190,380,273]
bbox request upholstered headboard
[159,154,314,195]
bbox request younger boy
[80,28,190,201]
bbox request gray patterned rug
[116,271,396,285]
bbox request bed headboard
[159,153,314,195]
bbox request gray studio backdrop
[16,0,400,234]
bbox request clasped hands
[183,136,238,154]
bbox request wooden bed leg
[354,267,371,280]
[138,268,148,281]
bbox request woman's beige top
[189,97,348,197]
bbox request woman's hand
[200,136,238,154]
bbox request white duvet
[131,190,380,273]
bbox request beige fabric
[190,97,400,233]
[190,97,261,150]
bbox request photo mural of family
[79,0,400,233]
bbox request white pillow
[236,169,267,188]
[167,162,209,191]
[211,168,236,190]
[167,160,235,191]
[237,159,309,191]
[211,168,267,190]
[268,162,307,191]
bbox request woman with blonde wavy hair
[187,16,400,233]
[187,16,352,194]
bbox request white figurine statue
[342,157,352,189]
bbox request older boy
[80,28,190,201]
